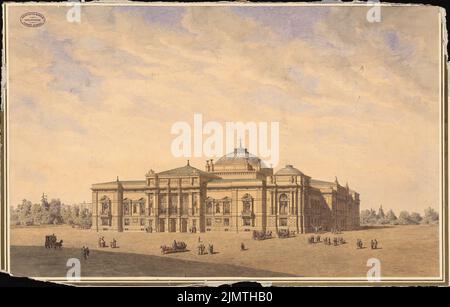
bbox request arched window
[206,197,214,215]
[242,194,253,213]
[223,198,231,215]
[138,198,146,215]
[279,193,289,215]
[100,196,111,215]
[123,198,131,215]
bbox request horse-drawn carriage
[277,229,295,239]
[160,240,187,254]
[45,234,63,249]
[252,230,273,240]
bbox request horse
[54,240,63,249]
[160,245,170,254]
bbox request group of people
[356,239,380,249]
[308,235,346,246]
[98,236,118,248]
[324,237,346,246]
[307,235,321,244]
[197,237,214,255]
[370,239,379,250]
[81,246,90,260]
[197,243,214,255]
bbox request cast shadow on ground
[11,245,297,278]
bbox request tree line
[360,206,439,225]
[10,194,92,228]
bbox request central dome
[215,146,269,169]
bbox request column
[147,193,152,216]
[166,187,170,233]
[188,192,193,230]
[177,186,182,232]
[234,189,239,232]
[274,188,278,232]
[154,191,159,232]
[189,192,193,215]
[300,186,304,233]
[92,192,98,232]
[295,188,300,233]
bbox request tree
[398,211,411,225]
[61,205,74,225]
[377,205,385,220]
[78,208,92,229]
[31,203,43,225]
[17,199,33,226]
[360,208,380,225]
[409,212,423,225]
[48,199,62,224]
[385,209,398,225]
[422,207,439,224]
[10,206,19,225]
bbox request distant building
[91,146,360,233]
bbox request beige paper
[0,2,447,286]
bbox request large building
[91,147,360,233]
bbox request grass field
[10,224,440,278]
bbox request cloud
[6,5,441,213]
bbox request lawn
[10,224,440,279]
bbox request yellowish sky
[7,5,442,213]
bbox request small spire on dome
[187,160,190,166]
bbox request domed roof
[215,146,269,169]
[275,164,303,176]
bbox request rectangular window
[243,218,251,226]
[170,195,178,214]
[124,218,130,226]
[101,218,110,226]
[224,218,230,226]
[206,201,213,215]
[206,218,212,226]
[159,195,167,214]
[280,218,288,226]
[140,219,145,226]
[223,201,231,214]
[181,194,189,215]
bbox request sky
[7,4,442,213]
